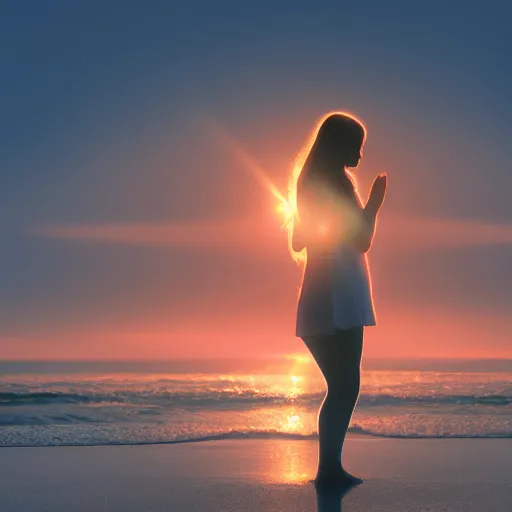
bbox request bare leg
[302,327,364,486]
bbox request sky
[1,1,511,360]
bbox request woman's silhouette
[292,112,387,487]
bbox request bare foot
[339,468,363,486]
[313,466,363,488]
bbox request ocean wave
[1,390,511,408]
[125,426,512,443]
[0,392,125,406]
[1,369,510,446]
[1,426,511,448]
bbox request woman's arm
[354,173,388,253]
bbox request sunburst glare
[207,111,367,265]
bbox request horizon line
[1,356,511,363]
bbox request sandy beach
[1,435,510,512]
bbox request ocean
[1,358,511,447]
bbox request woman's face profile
[344,145,363,169]
[319,116,365,170]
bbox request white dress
[295,194,377,337]
[331,245,376,330]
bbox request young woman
[292,112,387,487]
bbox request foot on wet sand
[313,467,363,488]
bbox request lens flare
[206,111,366,264]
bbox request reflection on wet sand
[315,483,358,512]
[264,441,311,484]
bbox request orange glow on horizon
[18,115,512,362]
[285,353,312,364]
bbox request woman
[291,112,387,487]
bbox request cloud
[379,214,512,250]
[32,217,283,253]
[32,214,512,253]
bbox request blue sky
[1,1,511,359]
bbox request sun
[275,197,294,229]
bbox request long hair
[287,112,367,263]
[300,112,366,195]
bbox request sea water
[0,359,511,447]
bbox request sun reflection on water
[287,413,301,430]
[234,361,320,438]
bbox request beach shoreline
[1,436,510,511]
[2,430,512,449]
